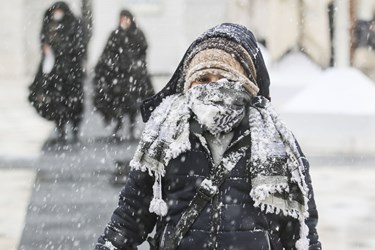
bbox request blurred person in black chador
[353,16,375,81]
[28,1,86,143]
[94,23,321,250]
[93,9,154,142]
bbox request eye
[190,74,223,86]
[195,76,211,84]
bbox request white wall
[357,0,375,19]
[0,0,26,77]
[89,0,229,75]
[228,0,331,67]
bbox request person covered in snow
[93,9,154,141]
[28,1,86,143]
[95,23,321,250]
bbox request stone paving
[0,170,35,250]
[311,166,375,250]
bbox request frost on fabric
[248,98,311,250]
[221,147,247,171]
[201,24,260,59]
[200,179,217,193]
[129,94,191,216]
[194,134,210,154]
[187,80,247,136]
[103,240,117,250]
[130,94,191,176]
[250,183,289,204]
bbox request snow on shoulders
[282,67,375,115]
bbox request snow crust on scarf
[129,94,191,216]
[103,240,117,250]
[195,131,247,172]
[187,79,249,136]
[248,97,310,250]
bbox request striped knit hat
[183,37,259,97]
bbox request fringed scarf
[249,97,310,249]
[130,94,191,216]
[130,95,310,250]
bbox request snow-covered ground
[312,166,375,250]
[0,76,53,160]
[0,169,35,250]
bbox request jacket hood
[141,23,270,122]
[119,9,137,32]
[44,1,75,22]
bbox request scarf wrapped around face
[187,79,251,136]
[130,81,310,250]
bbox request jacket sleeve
[280,142,322,250]
[95,170,157,250]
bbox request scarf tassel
[149,172,168,216]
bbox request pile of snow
[264,51,323,107]
[280,67,375,155]
[283,67,375,115]
[270,51,322,88]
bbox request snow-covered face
[187,78,251,135]
[53,9,65,21]
[120,16,132,30]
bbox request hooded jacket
[28,1,85,122]
[141,23,270,122]
[93,10,154,122]
[95,23,321,250]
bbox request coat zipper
[159,225,168,249]
[265,231,272,250]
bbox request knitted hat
[141,23,271,122]
[184,48,259,96]
[183,37,259,96]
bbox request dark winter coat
[95,116,321,250]
[95,23,321,250]
[28,1,85,122]
[93,20,154,123]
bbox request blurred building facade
[0,0,374,80]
